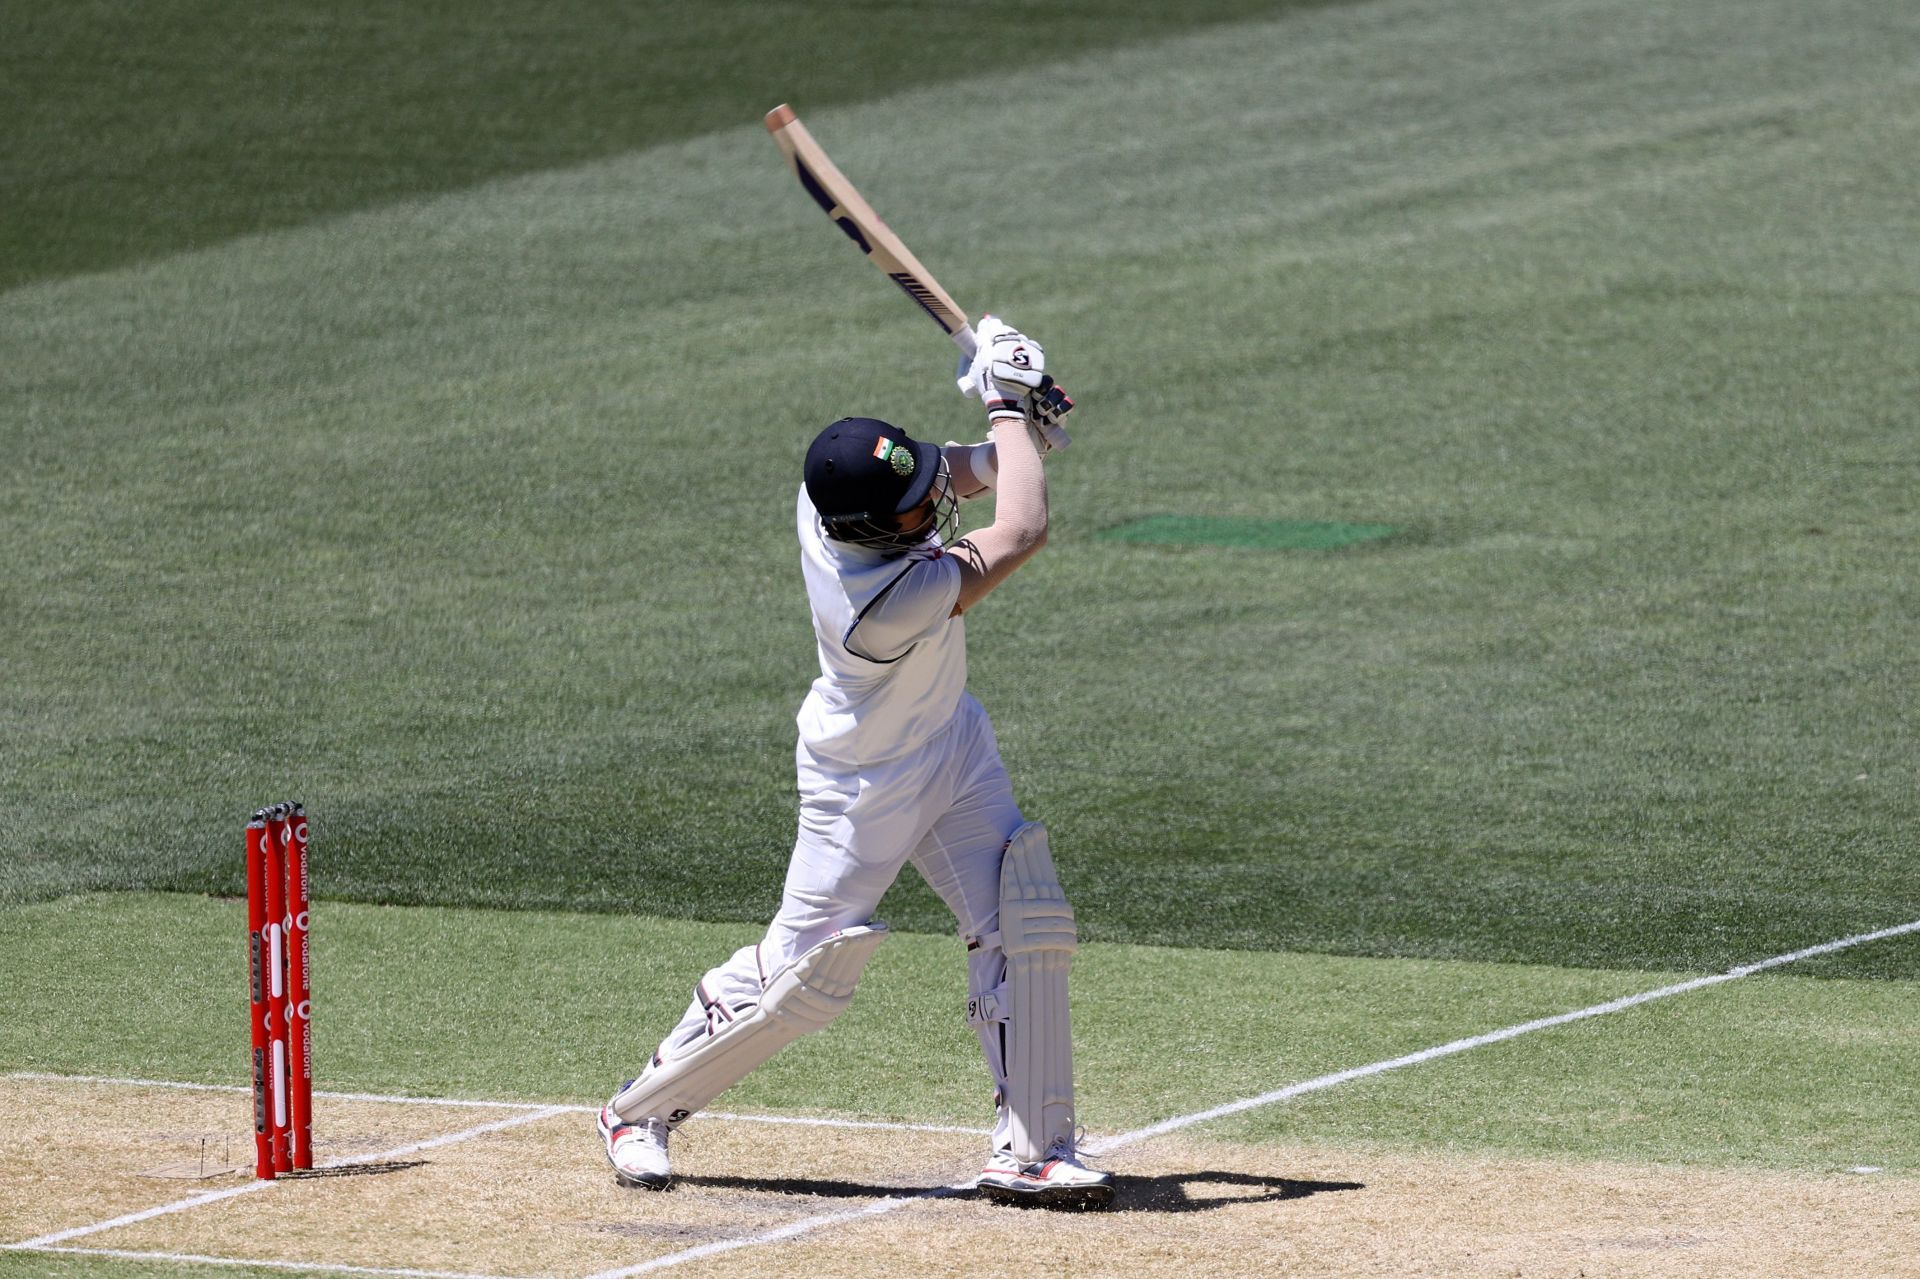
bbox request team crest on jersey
[873,437,915,477]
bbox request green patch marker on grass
[1099,515,1398,550]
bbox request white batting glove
[955,317,1072,452]
[957,316,1050,418]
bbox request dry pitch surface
[3,1077,1914,1278]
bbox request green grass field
[6,0,1916,977]
[4,0,1919,1274]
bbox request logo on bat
[889,273,956,333]
[796,159,873,255]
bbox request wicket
[247,802,313,1178]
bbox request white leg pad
[611,923,888,1128]
[994,823,1077,1163]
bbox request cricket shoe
[597,1096,672,1190]
[976,1141,1115,1209]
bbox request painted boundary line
[2,1071,991,1135]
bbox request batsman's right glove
[1025,383,1074,455]
[956,316,1072,451]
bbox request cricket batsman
[598,317,1112,1208]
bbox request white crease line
[581,1183,977,1279]
[3,1073,546,1109]
[6,1106,569,1250]
[1083,916,1920,1156]
[348,1104,573,1163]
[21,1244,522,1279]
[2,1072,991,1135]
[601,916,1920,1275]
[5,1179,267,1252]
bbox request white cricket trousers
[654,692,1022,1100]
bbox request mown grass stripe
[0,0,1342,292]
[1098,515,1399,549]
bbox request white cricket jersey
[793,485,966,765]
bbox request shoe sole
[978,1179,1115,1209]
[612,1168,673,1191]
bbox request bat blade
[765,103,977,357]
[764,104,1068,451]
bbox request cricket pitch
[3,1077,1913,1278]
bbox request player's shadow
[678,1170,1362,1213]
[1120,1169,1365,1213]
[675,1173,969,1202]
[683,1175,967,1198]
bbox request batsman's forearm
[982,416,1047,550]
[946,421,1047,615]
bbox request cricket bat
[764,103,1068,448]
